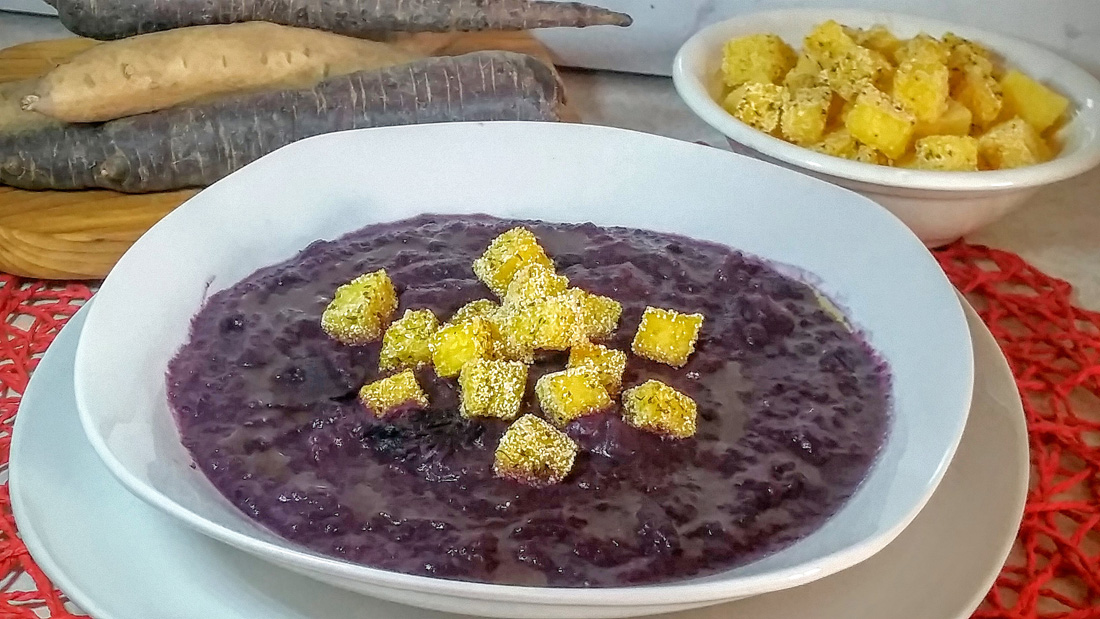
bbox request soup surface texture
[167,214,890,587]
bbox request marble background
[4,0,1099,76]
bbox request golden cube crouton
[721,33,797,88]
[811,128,888,164]
[892,56,950,122]
[563,288,622,340]
[528,294,587,351]
[803,20,856,61]
[781,86,832,145]
[472,227,554,297]
[893,34,949,66]
[850,24,903,57]
[854,144,889,164]
[723,82,786,133]
[429,317,495,378]
[803,20,883,99]
[999,70,1069,133]
[978,117,1052,169]
[783,54,828,91]
[451,298,499,324]
[954,66,1003,127]
[493,311,536,362]
[943,33,992,61]
[621,380,698,439]
[321,269,398,345]
[504,264,569,307]
[912,135,980,171]
[631,306,705,368]
[450,299,506,359]
[844,87,916,160]
[495,294,586,361]
[494,414,578,487]
[943,32,995,85]
[535,367,612,426]
[914,98,973,137]
[379,309,439,371]
[458,359,528,421]
[568,341,628,395]
[812,127,859,158]
[359,370,429,419]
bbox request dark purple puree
[167,214,889,587]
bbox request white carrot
[22,23,423,123]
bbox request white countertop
[3,11,1099,309]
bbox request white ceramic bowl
[73,122,973,618]
[672,9,1100,247]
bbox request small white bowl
[672,9,1100,247]
[73,122,973,618]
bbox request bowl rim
[72,121,973,609]
[672,7,1100,192]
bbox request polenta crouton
[451,299,499,324]
[912,135,980,171]
[621,380,698,439]
[781,85,832,144]
[632,306,705,368]
[783,54,828,90]
[359,370,429,419]
[1000,70,1069,133]
[494,414,578,487]
[803,20,883,99]
[379,308,439,371]
[321,269,397,345]
[472,227,554,297]
[723,82,786,132]
[721,33,797,88]
[893,54,950,122]
[563,287,622,340]
[954,66,1003,127]
[978,117,1051,168]
[844,87,916,159]
[914,98,972,137]
[458,359,528,420]
[504,263,569,307]
[429,317,495,378]
[568,341,627,395]
[495,294,587,361]
[536,367,612,426]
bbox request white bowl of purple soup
[73,122,972,618]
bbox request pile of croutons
[719,20,1069,170]
[321,227,706,487]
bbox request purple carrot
[0,51,564,193]
[47,0,633,41]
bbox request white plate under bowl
[12,300,1023,619]
[72,122,973,617]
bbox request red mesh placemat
[935,244,1100,619]
[0,274,91,619]
[0,244,1097,618]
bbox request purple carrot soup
[166,214,890,587]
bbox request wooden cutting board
[0,32,571,280]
